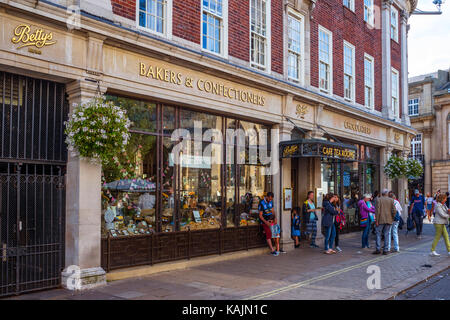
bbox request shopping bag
[406,214,415,231]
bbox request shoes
[271,251,279,256]
[310,243,319,248]
[382,251,389,255]
[294,244,300,249]
[279,249,287,254]
[372,250,381,254]
[335,246,342,252]
[394,249,400,253]
[430,251,440,256]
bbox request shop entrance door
[0,71,68,296]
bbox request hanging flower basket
[65,96,131,165]
[384,155,407,180]
[406,158,423,179]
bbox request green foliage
[406,158,423,179]
[384,155,407,180]
[64,96,131,165]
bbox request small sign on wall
[283,188,292,211]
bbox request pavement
[5,224,450,300]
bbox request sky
[408,0,450,77]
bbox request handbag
[360,217,368,227]
[406,214,415,231]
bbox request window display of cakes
[101,190,157,237]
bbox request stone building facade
[0,0,417,294]
[408,69,450,195]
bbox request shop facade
[0,0,417,294]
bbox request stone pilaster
[381,0,393,119]
[422,129,433,195]
[400,10,410,126]
[61,79,107,291]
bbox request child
[291,207,301,248]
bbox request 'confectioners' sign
[343,120,372,135]
[139,62,266,106]
[11,24,56,54]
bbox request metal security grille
[0,71,67,297]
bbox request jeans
[375,224,392,252]
[362,223,371,248]
[306,221,318,245]
[412,210,424,236]
[324,224,336,251]
[431,224,450,252]
[334,222,340,247]
[387,221,399,251]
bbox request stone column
[398,150,409,219]
[381,145,394,191]
[400,10,411,126]
[381,0,393,119]
[274,121,294,245]
[61,79,107,290]
[423,129,432,195]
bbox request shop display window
[100,95,272,238]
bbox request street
[5,224,449,300]
[395,269,450,300]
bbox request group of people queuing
[258,188,450,257]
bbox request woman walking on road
[358,194,375,249]
[322,193,338,254]
[430,193,450,256]
[425,192,435,222]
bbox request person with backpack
[291,207,301,248]
[258,192,285,256]
[303,191,319,248]
[322,193,338,254]
[409,189,426,239]
[358,194,375,249]
[333,194,345,252]
[388,192,402,252]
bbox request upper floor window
[343,42,355,101]
[318,26,332,93]
[391,68,400,118]
[364,0,374,26]
[364,54,374,109]
[138,0,167,35]
[250,0,270,71]
[287,12,304,82]
[408,98,419,116]
[391,7,399,42]
[202,0,227,55]
[411,134,422,157]
[343,0,354,11]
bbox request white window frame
[249,0,271,72]
[343,41,355,102]
[364,0,374,26]
[411,134,422,158]
[390,7,399,42]
[318,25,333,94]
[408,98,419,116]
[286,8,305,83]
[364,53,375,109]
[201,0,228,58]
[343,0,355,12]
[136,0,173,39]
[391,67,400,119]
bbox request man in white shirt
[388,192,402,252]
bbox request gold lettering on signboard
[11,24,56,49]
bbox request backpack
[335,209,346,230]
